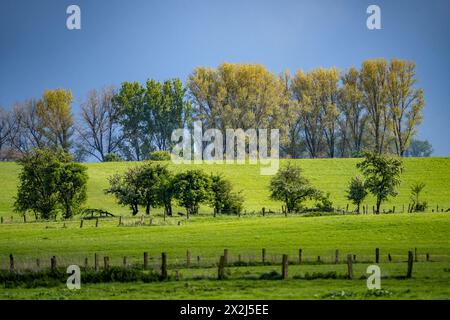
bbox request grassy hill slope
[0,157,450,217]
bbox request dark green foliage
[105,162,174,217]
[103,153,122,162]
[105,167,141,215]
[149,150,171,161]
[259,270,282,280]
[346,176,368,213]
[209,174,244,215]
[357,151,403,214]
[173,170,211,218]
[136,162,174,216]
[314,192,334,212]
[0,267,160,288]
[57,162,88,219]
[269,162,322,213]
[14,148,87,220]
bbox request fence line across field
[2,247,448,278]
[1,204,449,227]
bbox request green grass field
[1,157,450,218]
[0,158,449,300]
[0,213,449,299]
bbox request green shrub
[259,270,282,280]
[103,153,123,162]
[149,150,171,161]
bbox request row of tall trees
[0,59,427,161]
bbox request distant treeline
[0,59,433,162]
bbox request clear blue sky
[1,0,449,155]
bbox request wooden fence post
[335,249,339,264]
[23,215,26,223]
[36,259,41,272]
[426,253,430,262]
[262,207,265,217]
[104,256,109,270]
[84,257,88,270]
[95,218,99,228]
[406,251,413,278]
[388,253,392,262]
[9,254,14,273]
[223,249,229,265]
[186,250,191,268]
[375,248,380,263]
[347,254,353,279]
[317,256,321,263]
[94,253,99,272]
[123,256,128,268]
[161,253,168,280]
[51,256,56,272]
[298,248,302,264]
[118,216,122,226]
[0,217,3,224]
[353,254,356,262]
[80,219,84,228]
[262,248,266,264]
[281,254,288,279]
[144,252,149,270]
[218,256,225,280]
[197,256,201,265]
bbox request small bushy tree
[269,163,321,213]
[137,162,174,216]
[209,174,244,215]
[346,176,367,213]
[357,151,403,214]
[14,148,87,220]
[173,170,211,219]
[149,150,171,161]
[105,167,141,215]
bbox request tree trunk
[376,198,382,214]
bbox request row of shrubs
[1,267,161,288]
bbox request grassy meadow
[0,213,449,299]
[1,157,450,218]
[0,158,449,299]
